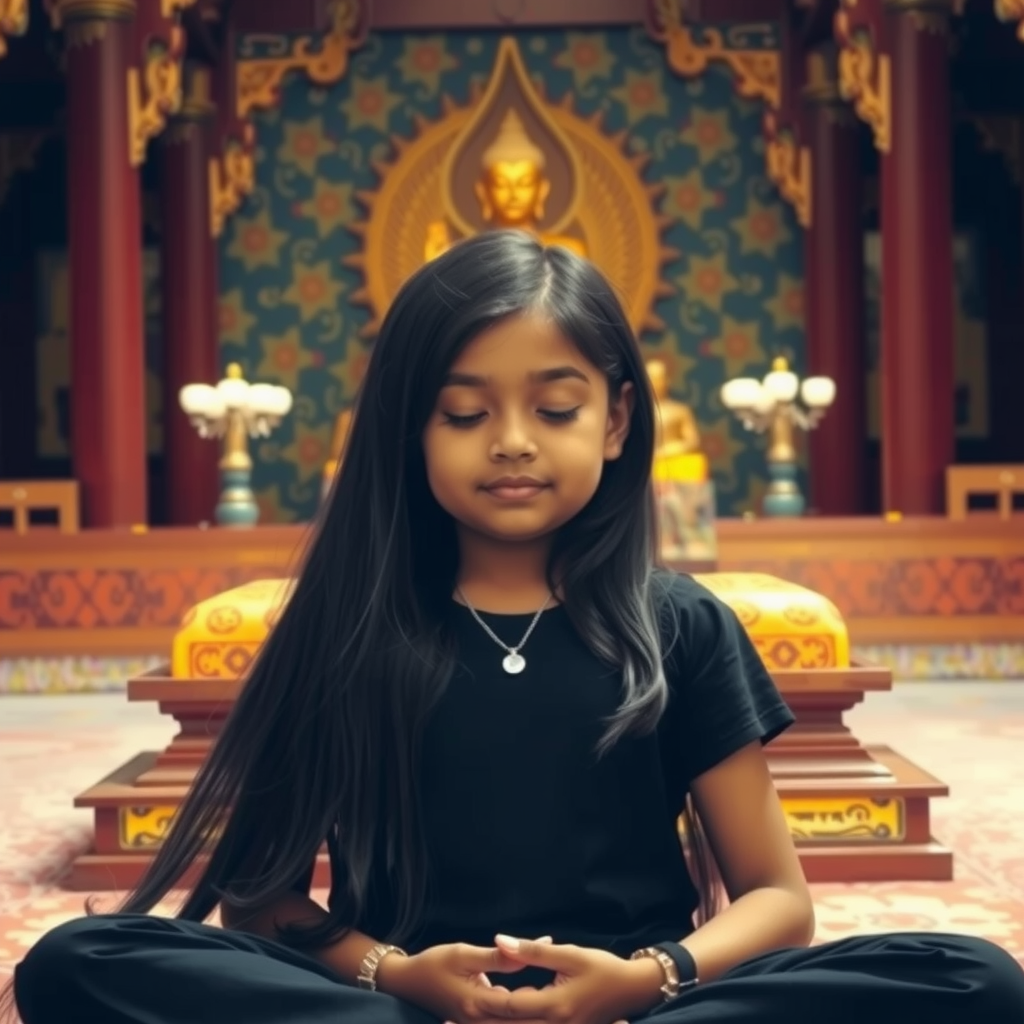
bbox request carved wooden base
[67,663,953,890]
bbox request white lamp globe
[268,386,293,417]
[802,376,837,409]
[179,383,216,417]
[763,361,799,403]
[246,383,279,415]
[721,377,763,410]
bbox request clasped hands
[381,934,666,1024]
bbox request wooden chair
[945,465,1024,521]
[0,480,80,534]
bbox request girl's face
[422,312,633,547]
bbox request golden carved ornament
[0,0,28,58]
[763,114,812,228]
[236,0,362,118]
[346,49,676,337]
[995,0,1024,40]
[128,24,186,166]
[209,0,362,235]
[209,131,255,237]
[649,0,780,107]
[834,3,891,152]
[784,797,905,842]
[649,0,817,226]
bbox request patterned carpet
[1,683,1022,1014]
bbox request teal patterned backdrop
[219,25,804,523]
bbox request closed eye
[540,407,581,423]
[443,412,486,428]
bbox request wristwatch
[355,943,408,991]
[630,942,699,1003]
[630,947,681,1002]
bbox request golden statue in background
[648,358,701,456]
[647,358,707,484]
[424,109,588,261]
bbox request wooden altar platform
[67,657,951,890]
[1,516,1022,658]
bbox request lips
[483,477,549,500]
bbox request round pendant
[502,652,526,675]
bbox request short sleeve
[658,573,795,785]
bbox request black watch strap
[653,941,699,988]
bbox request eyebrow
[442,366,590,387]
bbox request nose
[489,415,537,462]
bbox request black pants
[12,913,1024,1023]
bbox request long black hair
[21,235,721,983]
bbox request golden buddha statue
[646,358,708,484]
[425,109,587,261]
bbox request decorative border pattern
[3,644,1022,695]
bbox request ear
[604,381,635,461]
[534,178,551,220]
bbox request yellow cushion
[171,579,294,679]
[693,572,850,669]
[170,572,848,679]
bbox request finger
[476,985,561,1020]
[453,943,528,976]
[494,935,583,972]
[464,936,552,976]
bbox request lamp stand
[215,410,259,527]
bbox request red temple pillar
[159,62,220,525]
[59,0,147,527]
[804,44,868,515]
[879,0,956,514]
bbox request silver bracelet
[355,943,408,991]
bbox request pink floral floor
[1,683,1023,1014]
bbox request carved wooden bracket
[209,127,256,237]
[648,0,781,105]
[0,0,29,58]
[647,0,812,227]
[208,0,366,236]
[236,0,364,118]
[833,0,891,152]
[764,112,812,227]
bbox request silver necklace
[456,588,553,675]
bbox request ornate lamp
[179,363,293,527]
[720,357,836,517]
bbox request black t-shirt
[322,571,793,965]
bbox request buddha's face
[478,160,549,227]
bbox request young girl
[7,231,1023,1024]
